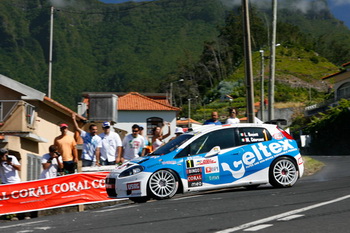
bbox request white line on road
[243,224,273,231]
[93,205,136,213]
[0,220,49,229]
[277,214,304,221]
[171,195,204,201]
[216,194,350,233]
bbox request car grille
[105,177,117,197]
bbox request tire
[129,196,150,203]
[148,169,179,200]
[269,157,299,188]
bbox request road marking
[0,220,49,229]
[216,194,350,233]
[278,214,304,221]
[243,224,273,231]
[171,195,203,201]
[94,205,136,213]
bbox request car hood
[112,156,162,173]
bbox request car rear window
[238,127,272,145]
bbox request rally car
[105,124,304,203]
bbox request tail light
[277,126,294,139]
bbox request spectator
[138,125,151,155]
[152,122,171,151]
[225,108,240,124]
[0,148,21,184]
[97,121,122,166]
[203,111,222,125]
[54,123,78,174]
[118,124,145,163]
[169,127,184,141]
[72,113,102,167]
[40,145,63,179]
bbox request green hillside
[0,0,349,111]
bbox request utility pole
[188,98,191,128]
[259,50,265,122]
[242,0,255,123]
[48,6,54,98]
[268,0,277,121]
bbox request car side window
[175,128,236,158]
[238,127,272,145]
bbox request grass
[303,156,325,176]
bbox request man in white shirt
[0,148,21,184]
[225,108,240,124]
[97,122,122,165]
[118,124,145,163]
[40,145,63,179]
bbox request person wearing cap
[169,127,184,141]
[225,108,240,124]
[72,113,102,167]
[118,124,145,163]
[97,121,122,166]
[40,145,63,179]
[54,122,78,174]
[0,148,21,184]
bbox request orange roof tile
[118,92,180,111]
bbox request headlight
[119,165,144,178]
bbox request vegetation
[304,99,350,155]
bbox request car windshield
[150,134,193,155]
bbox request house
[0,74,86,181]
[305,61,350,116]
[81,92,180,141]
[322,61,350,101]
[176,118,202,130]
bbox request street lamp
[48,6,54,98]
[169,79,184,106]
[259,49,265,122]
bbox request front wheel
[269,157,299,188]
[148,169,178,200]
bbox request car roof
[188,123,278,136]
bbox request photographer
[0,148,21,184]
[40,145,63,179]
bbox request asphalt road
[1,156,350,233]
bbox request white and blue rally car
[106,124,304,203]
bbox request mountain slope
[0,0,350,109]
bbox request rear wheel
[269,157,298,188]
[148,169,178,200]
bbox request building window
[146,117,164,137]
[27,153,41,181]
[25,103,35,126]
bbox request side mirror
[205,146,221,157]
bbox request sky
[97,0,350,28]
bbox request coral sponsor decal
[187,167,203,187]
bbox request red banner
[0,172,115,215]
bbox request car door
[219,127,273,185]
[175,127,238,190]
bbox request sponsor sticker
[186,160,194,168]
[127,182,141,190]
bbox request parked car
[106,124,304,203]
